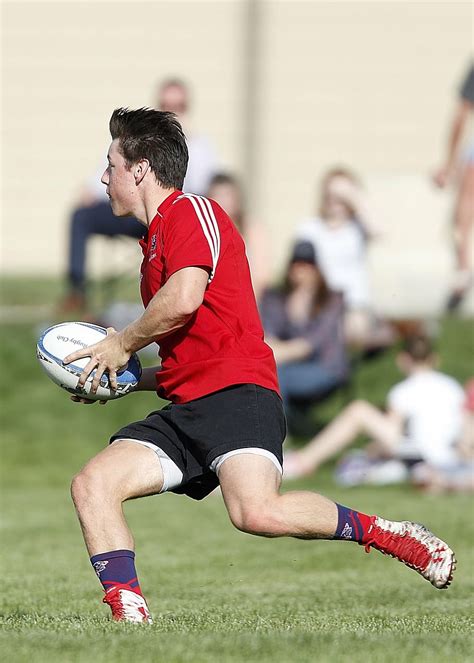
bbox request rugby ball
[36,322,141,401]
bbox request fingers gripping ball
[36,322,141,401]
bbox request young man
[65,108,455,624]
[284,335,465,480]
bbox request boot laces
[365,522,433,571]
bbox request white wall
[2,0,473,313]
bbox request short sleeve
[387,381,408,414]
[163,195,219,282]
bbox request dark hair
[402,335,434,362]
[289,241,317,265]
[109,107,188,190]
[282,248,332,315]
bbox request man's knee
[228,502,282,537]
[70,463,120,509]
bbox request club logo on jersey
[93,560,109,576]
[148,233,157,262]
[341,523,353,539]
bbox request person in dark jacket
[260,241,349,418]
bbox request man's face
[158,84,188,116]
[101,139,137,217]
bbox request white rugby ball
[36,322,142,401]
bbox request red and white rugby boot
[103,583,153,623]
[362,517,456,589]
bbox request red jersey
[139,190,279,403]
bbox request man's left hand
[63,327,131,394]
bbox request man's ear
[134,159,150,185]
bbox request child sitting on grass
[284,335,466,485]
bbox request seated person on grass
[259,241,349,425]
[284,335,465,481]
[411,378,474,493]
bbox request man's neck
[141,187,177,227]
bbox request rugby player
[65,108,455,623]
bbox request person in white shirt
[283,335,465,480]
[295,167,394,349]
[411,378,474,493]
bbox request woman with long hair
[260,241,349,422]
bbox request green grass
[1,317,474,662]
[1,275,139,312]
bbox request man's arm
[64,266,209,394]
[120,266,209,353]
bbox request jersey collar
[157,190,182,218]
[142,190,183,250]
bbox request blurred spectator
[432,61,474,312]
[260,241,349,425]
[58,77,218,313]
[295,167,395,349]
[206,172,269,299]
[58,173,143,313]
[160,78,218,195]
[283,335,466,484]
[411,379,474,493]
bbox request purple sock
[90,549,141,593]
[333,503,372,543]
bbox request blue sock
[333,504,372,543]
[90,549,141,593]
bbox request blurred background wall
[2,0,473,314]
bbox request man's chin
[110,203,132,218]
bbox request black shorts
[110,384,286,500]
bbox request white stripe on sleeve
[198,195,221,265]
[178,194,220,281]
[193,196,219,259]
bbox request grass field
[1,314,473,662]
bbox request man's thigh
[79,439,165,500]
[218,454,282,523]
